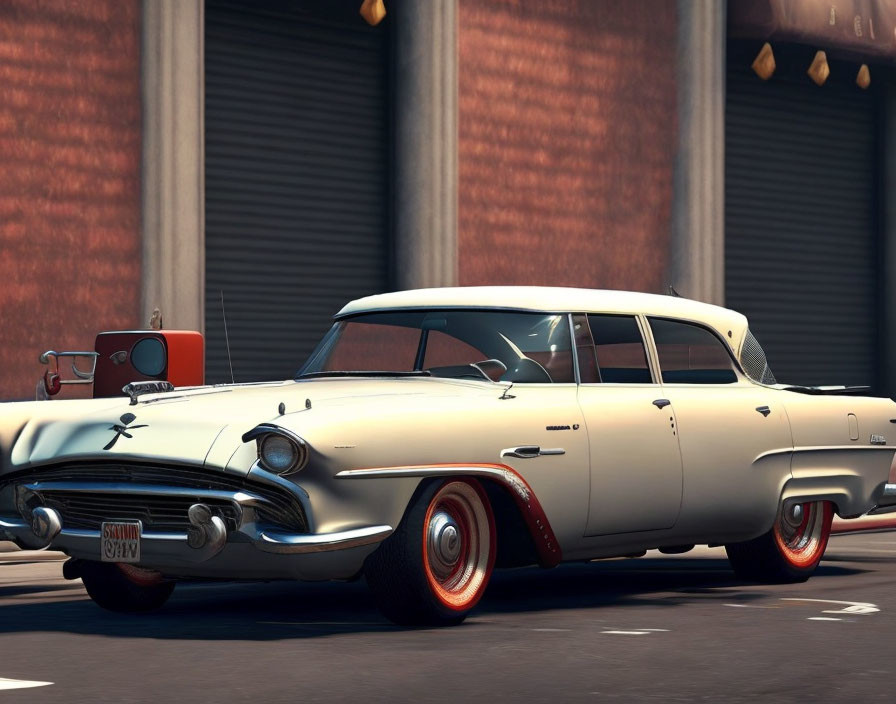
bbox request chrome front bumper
[0,514,391,557]
[0,464,393,579]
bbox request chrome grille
[39,492,240,532]
[3,462,307,533]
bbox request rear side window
[648,318,738,384]
[587,315,652,383]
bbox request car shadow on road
[0,557,866,640]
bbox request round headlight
[259,433,305,475]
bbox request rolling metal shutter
[205,0,390,383]
[725,42,880,389]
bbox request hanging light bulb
[751,42,776,80]
[360,0,386,26]
[856,64,871,89]
[807,50,830,86]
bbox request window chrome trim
[635,314,661,385]
[568,313,581,384]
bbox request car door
[645,317,793,539]
[576,314,684,536]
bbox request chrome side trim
[335,466,532,502]
[882,483,896,496]
[754,446,896,462]
[256,525,393,554]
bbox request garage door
[205,0,390,383]
[725,42,880,389]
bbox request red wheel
[773,501,832,569]
[422,481,495,612]
[726,500,833,583]
[365,478,496,626]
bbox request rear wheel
[365,478,496,626]
[80,561,175,612]
[726,500,833,583]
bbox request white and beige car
[2,287,896,625]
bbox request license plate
[101,521,141,563]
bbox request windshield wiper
[296,370,433,379]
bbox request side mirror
[93,331,204,398]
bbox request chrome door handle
[652,399,671,409]
[500,446,566,459]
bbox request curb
[0,541,66,562]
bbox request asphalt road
[1,534,895,703]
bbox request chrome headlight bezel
[242,424,309,476]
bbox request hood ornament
[123,380,174,405]
[103,413,148,451]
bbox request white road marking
[602,631,651,635]
[723,603,780,609]
[532,628,571,632]
[601,629,669,635]
[779,598,879,616]
[807,617,842,621]
[0,678,53,691]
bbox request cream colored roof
[337,286,749,352]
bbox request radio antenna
[221,290,235,384]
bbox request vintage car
[2,287,896,626]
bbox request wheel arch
[336,464,562,567]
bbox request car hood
[1,377,501,475]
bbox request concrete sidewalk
[0,541,65,562]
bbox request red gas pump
[38,330,204,400]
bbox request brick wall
[458,0,678,292]
[0,0,141,400]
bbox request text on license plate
[101,521,141,563]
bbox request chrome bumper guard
[0,470,393,561]
[869,483,896,514]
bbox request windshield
[299,310,574,383]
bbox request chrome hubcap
[784,502,803,527]
[428,510,462,579]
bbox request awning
[729,0,896,60]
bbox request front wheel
[80,561,175,612]
[726,500,833,583]
[365,478,496,626]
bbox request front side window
[587,315,652,383]
[300,310,574,383]
[648,318,739,384]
